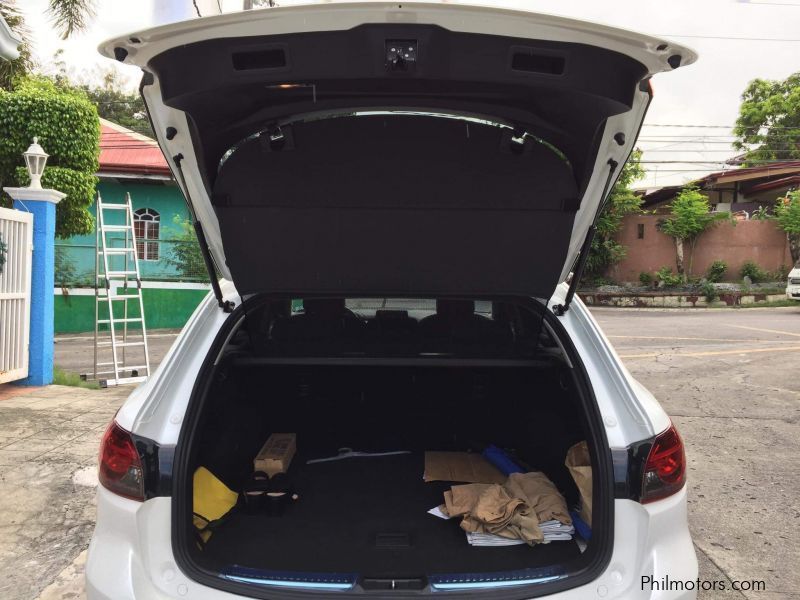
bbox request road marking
[727,324,800,338]
[619,345,800,359]
[608,335,791,343]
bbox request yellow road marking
[727,324,800,338]
[619,345,800,359]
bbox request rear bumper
[86,486,696,600]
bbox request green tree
[0,0,96,89]
[48,58,153,137]
[585,149,645,277]
[165,215,209,282]
[657,185,727,281]
[775,190,800,264]
[0,76,100,238]
[81,70,152,137]
[733,72,800,166]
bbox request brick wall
[609,215,793,282]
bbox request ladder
[87,192,151,387]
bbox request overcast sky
[19,0,800,188]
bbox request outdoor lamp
[23,137,48,190]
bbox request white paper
[427,505,453,520]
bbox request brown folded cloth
[504,472,572,526]
[440,471,571,545]
[443,484,543,543]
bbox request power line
[655,32,800,42]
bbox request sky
[18,0,800,188]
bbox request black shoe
[265,472,293,516]
[242,471,270,514]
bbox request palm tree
[46,0,96,39]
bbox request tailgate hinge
[553,158,619,316]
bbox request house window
[637,223,645,239]
[133,208,160,261]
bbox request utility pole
[243,0,254,8]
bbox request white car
[787,264,800,300]
[89,3,698,599]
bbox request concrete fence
[609,215,793,283]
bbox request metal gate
[0,206,33,384]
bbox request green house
[54,119,210,333]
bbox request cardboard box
[254,433,296,476]
[423,451,506,484]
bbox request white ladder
[88,192,151,387]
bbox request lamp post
[4,138,65,386]
[22,137,48,190]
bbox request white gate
[0,206,33,384]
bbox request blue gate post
[4,163,66,385]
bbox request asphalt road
[43,305,800,598]
[592,306,800,599]
[54,329,182,379]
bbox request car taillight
[99,421,145,501]
[641,423,686,504]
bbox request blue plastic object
[482,445,525,476]
[569,510,592,540]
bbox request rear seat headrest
[303,298,346,318]
[436,299,476,322]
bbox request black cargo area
[201,452,581,577]
[189,361,588,577]
[180,298,602,586]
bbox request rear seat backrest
[419,299,513,348]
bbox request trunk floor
[201,452,580,577]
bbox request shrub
[706,260,728,283]
[700,281,718,303]
[164,215,210,282]
[656,266,682,288]
[639,271,653,287]
[0,76,100,238]
[775,191,800,264]
[740,260,768,283]
[14,166,96,238]
[771,264,790,281]
[751,205,772,220]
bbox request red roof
[98,118,171,177]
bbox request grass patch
[53,366,100,389]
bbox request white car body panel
[90,288,691,600]
[88,489,696,600]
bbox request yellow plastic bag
[193,467,238,544]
